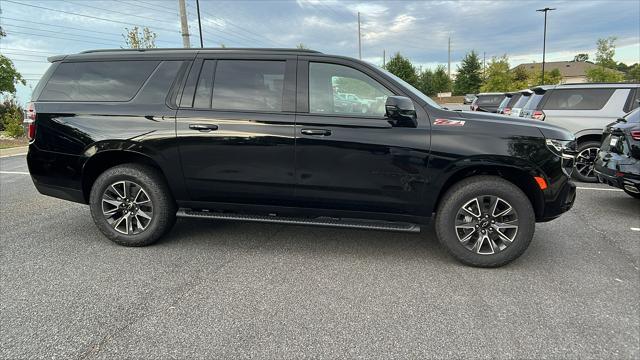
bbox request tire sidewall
[435,176,536,267]
[573,141,601,183]
[89,165,172,246]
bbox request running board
[176,209,421,233]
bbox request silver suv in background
[535,83,640,182]
[520,85,556,119]
[510,89,533,117]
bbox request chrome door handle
[301,128,331,136]
[189,124,218,132]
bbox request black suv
[27,48,577,267]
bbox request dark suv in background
[27,48,577,267]
[470,92,505,113]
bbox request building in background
[512,60,624,84]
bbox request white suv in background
[535,83,640,182]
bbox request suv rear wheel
[89,164,176,246]
[435,176,535,267]
[573,141,600,182]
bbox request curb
[0,146,29,158]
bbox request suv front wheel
[573,141,600,183]
[435,176,535,267]
[89,164,176,246]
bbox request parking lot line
[0,152,28,158]
[576,187,623,192]
[631,228,640,232]
[0,171,30,175]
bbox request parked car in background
[470,92,505,113]
[535,83,640,182]
[463,94,477,104]
[520,85,555,119]
[594,108,640,198]
[510,89,533,117]
[496,92,521,115]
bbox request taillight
[631,130,640,141]
[532,110,545,120]
[503,107,511,115]
[26,102,36,141]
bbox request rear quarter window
[38,60,160,101]
[541,88,615,110]
[476,95,503,105]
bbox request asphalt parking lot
[1,153,639,359]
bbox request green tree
[418,69,434,96]
[453,50,482,95]
[573,53,589,62]
[480,55,513,92]
[122,26,157,49]
[586,37,624,82]
[0,98,24,137]
[511,66,530,89]
[544,68,563,85]
[593,37,617,69]
[626,63,640,82]
[0,27,26,95]
[586,67,624,82]
[431,65,452,94]
[385,52,418,87]
[296,43,308,49]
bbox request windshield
[378,67,442,108]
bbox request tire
[573,141,600,183]
[624,189,640,199]
[435,176,535,267]
[89,164,176,246]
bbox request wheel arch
[432,164,545,221]
[575,129,603,145]
[81,148,168,204]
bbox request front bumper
[538,180,576,222]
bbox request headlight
[545,139,576,159]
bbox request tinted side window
[211,60,285,111]
[512,94,531,108]
[506,94,522,107]
[39,61,159,101]
[193,60,215,108]
[542,88,615,110]
[477,95,503,105]
[309,62,392,117]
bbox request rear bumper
[27,144,87,204]
[595,168,640,194]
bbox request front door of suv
[294,59,430,215]
[176,55,297,205]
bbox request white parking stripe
[576,187,623,192]
[631,228,640,232]
[0,171,30,175]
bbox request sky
[1,0,639,104]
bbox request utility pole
[195,0,203,48]
[382,49,385,68]
[447,36,451,79]
[483,51,486,78]
[178,0,190,48]
[357,12,361,60]
[536,7,556,84]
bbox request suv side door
[176,54,297,205]
[294,57,431,216]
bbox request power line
[110,0,178,16]
[0,47,57,54]
[2,24,124,44]
[4,0,177,34]
[4,30,120,47]
[201,4,287,47]
[1,17,177,45]
[61,0,177,28]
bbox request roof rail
[80,47,322,54]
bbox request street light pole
[196,0,203,48]
[536,7,556,84]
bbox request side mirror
[385,96,417,128]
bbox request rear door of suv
[175,54,297,205]
[293,57,431,215]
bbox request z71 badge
[433,119,466,126]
